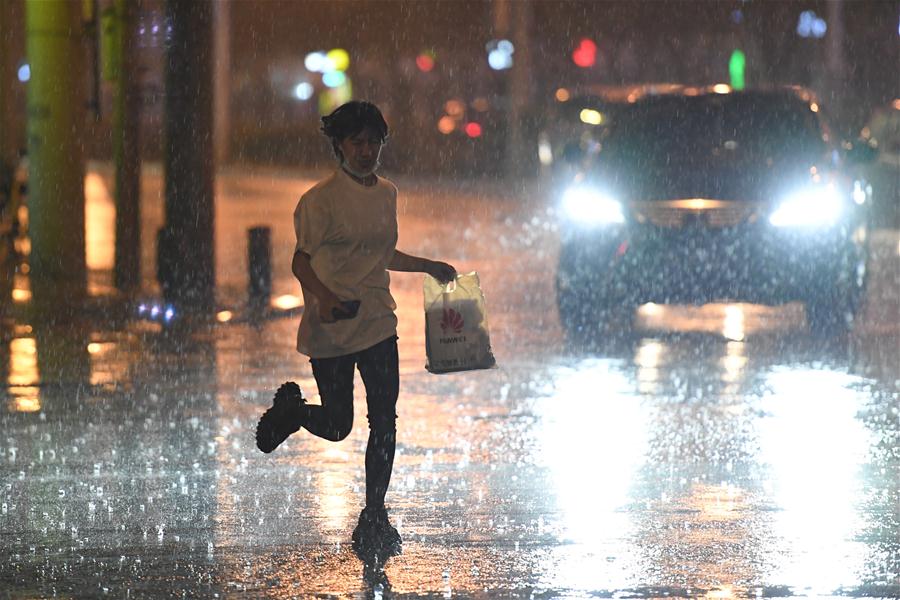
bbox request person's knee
[328,415,354,441]
[331,425,353,441]
[367,412,397,436]
[319,411,353,441]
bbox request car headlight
[561,186,625,225]
[769,184,844,227]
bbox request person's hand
[427,260,457,284]
[317,291,345,323]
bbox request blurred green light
[729,49,746,91]
[322,71,346,88]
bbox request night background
[0,1,899,598]
[2,1,898,172]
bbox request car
[537,84,684,177]
[859,99,900,228]
[555,85,874,337]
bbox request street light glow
[579,108,603,125]
[304,51,328,73]
[486,39,514,70]
[272,294,302,310]
[326,48,350,72]
[797,10,827,38]
[437,116,456,134]
[293,82,314,100]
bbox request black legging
[306,336,399,509]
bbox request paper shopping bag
[424,272,496,374]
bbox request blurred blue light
[486,39,514,70]
[164,307,175,321]
[150,305,160,318]
[293,82,314,100]
[17,64,30,83]
[731,9,743,24]
[797,10,827,38]
[138,303,147,314]
[797,11,813,36]
[488,49,513,70]
[811,18,827,38]
[322,71,346,88]
[497,39,514,54]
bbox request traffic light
[572,38,596,68]
[729,49,746,91]
[416,50,436,72]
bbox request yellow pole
[25,0,86,302]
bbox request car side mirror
[843,141,879,165]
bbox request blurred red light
[572,38,597,68]
[464,122,482,138]
[416,54,435,72]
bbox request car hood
[594,152,826,204]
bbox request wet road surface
[1,165,898,598]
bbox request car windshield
[603,94,826,164]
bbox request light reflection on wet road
[1,166,898,597]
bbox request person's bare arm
[292,250,346,322]
[388,250,456,283]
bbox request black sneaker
[255,381,305,453]
[351,507,402,556]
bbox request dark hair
[321,101,389,159]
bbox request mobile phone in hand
[332,300,361,320]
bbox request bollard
[248,226,271,311]
[156,226,176,300]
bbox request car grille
[632,199,760,228]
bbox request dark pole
[113,0,141,292]
[213,0,231,166]
[161,0,215,313]
[0,0,11,169]
[825,0,848,135]
[248,226,271,312]
[506,0,532,179]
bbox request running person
[255,101,456,553]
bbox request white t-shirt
[293,169,399,358]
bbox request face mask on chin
[342,159,379,180]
